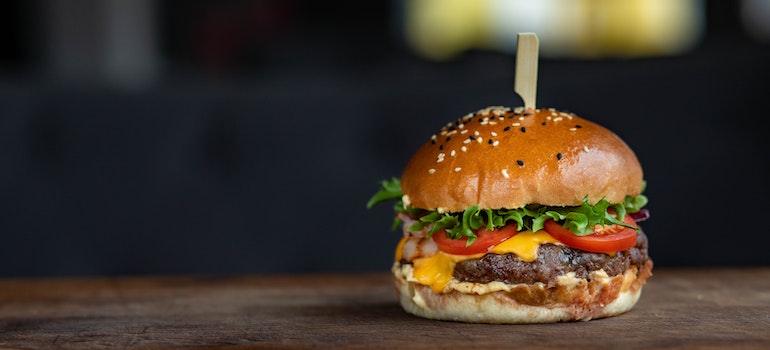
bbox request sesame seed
[542,121,547,125]
[451,150,456,156]
[512,122,520,127]
[491,132,498,137]
[557,153,563,160]
[575,124,582,128]
[474,131,480,136]
[439,144,444,150]
[477,137,483,144]
[460,129,468,134]
[498,116,505,121]
[569,127,577,131]
[431,139,436,144]
[502,169,510,178]
[492,140,500,147]
[463,139,471,144]
[554,117,563,122]
[446,136,451,142]
[503,126,511,131]
[428,168,436,174]
[488,139,493,145]
[469,135,476,140]
[521,127,527,133]
[461,146,467,152]
[584,146,590,152]
[517,160,524,166]
[454,167,462,172]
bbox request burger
[367,105,652,324]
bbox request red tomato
[432,225,517,255]
[543,214,638,253]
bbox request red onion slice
[630,209,650,222]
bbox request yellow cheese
[408,230,559,293]
[394,236,407,262]
[488,230,559,262]
[412,252,481,293]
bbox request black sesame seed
[431,139,436,144]
[439,144,444,150]
[523,112,532,116]
[516,160,524,166]
[478,118,483,123]
[542,121,547,125]
[575,124,582,129]
[448,125,456,131]
[469,135,476,140]
[503,126,511,131]
[521,127,527,133]
[446,136,451,142]
[488,139,493,145]
[557,153,563,160]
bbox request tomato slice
[543,214,638,253]
[432,225,518,255]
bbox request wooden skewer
[514,33,539,110]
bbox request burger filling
[452,230,649,287]
[370,177,651,294]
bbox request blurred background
[0,0,768,277]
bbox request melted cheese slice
[489,230,559,261]
[405,230,559,293]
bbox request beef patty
[453,231,650,287]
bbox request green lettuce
[367,177,648,245]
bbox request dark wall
[0,1,768,277]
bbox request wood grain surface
[0,268,768,349]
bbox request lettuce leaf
[367,177,648,243]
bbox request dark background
[0,1,768,278]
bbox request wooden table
[0,268,768,349]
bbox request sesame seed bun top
[400,106,643,212]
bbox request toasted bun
[393,260,653,324]
[400,106,643,212]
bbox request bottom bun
[393,259,653,324]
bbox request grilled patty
[453,231,650,287]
